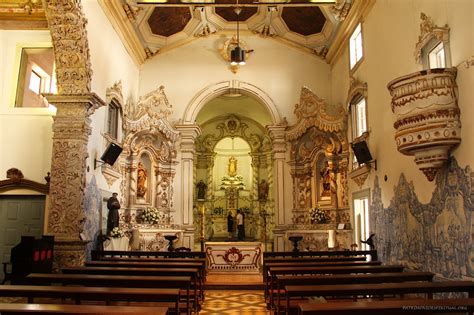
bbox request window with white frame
[351,97,367,139]
[15,47,56,108]
[349,23,363,70]
[107,100,120,140]
[428,42,446,68]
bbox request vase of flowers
[141,207,163,224]
[109,227,125,238]
[309,207,328,224]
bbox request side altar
[132,227,184,251]
[205,241,262,273]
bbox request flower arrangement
[141,207,164,224]
[238,206,251,215]
[309,207,328,224]
[213,207,225,216]
[109,227,125,238]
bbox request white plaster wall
[139,33,332,125]
[331,0,473,206]
[82,0,140,193]
[0,30,55,183]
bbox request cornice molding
[325,0,375,65]
[98,0,147,66]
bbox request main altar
[205,241,262,273]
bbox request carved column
[44,93,104,270]
[204,153,215,200]
[266,125,287,226]
[175,124,201,249]
[250,153,260,201]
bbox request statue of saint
[320,161,331,197]
[106,193,120,235]
[196,180,207,200]
[137,162,147,198]
[258,179,269,201]
[228,156,237,177]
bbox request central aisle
[199,291,270,315]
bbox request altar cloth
[205,241,262,273]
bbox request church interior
[0,0,473,313]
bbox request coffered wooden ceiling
[100,0,378,65]
[0,0,375,67]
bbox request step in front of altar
[205,242,262,274]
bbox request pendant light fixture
[230,2,246,66]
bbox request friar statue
[228,156,237,177]
[106,192,120,235]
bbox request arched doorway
[192,91,275,249]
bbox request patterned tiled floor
[200,290,270,315]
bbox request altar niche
[195,136,266,242]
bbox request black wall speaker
[351,140,373,164]
[100,143,123,166]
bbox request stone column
[44,93,104,270]
[175,124,201,249]
[267,125,287,251]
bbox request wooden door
[0,195,45,279]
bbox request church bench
[284,281,474,315]
[25,273,192,315]
[266,264,404,308]
[62,266,201,313]
[0,303,169,314]
[273,271,434,313]
[0,285,180,314]
[264,260,382,300]
[91,250,206,260]
[84,260,206,283]
[263,250,378,261]
[297,298,474,314]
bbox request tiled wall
[372,158,473,280]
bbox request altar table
[205,241,262,273]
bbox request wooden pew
[267,265,405,308]
[0,285,180,314]
[26,273,192,315]
[275,271,435,313]
[298,298,474,314]
[285,281,474,314]
[91,250,206,260]
[62,266,200,313]
[264,260,382,303]
[263,250,378,261]
[0,303,169,314]
[84,260,206,283]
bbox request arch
[183,80,282,125]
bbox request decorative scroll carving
[346,76,368,106]
[0,168,50,194]
[121,86,178,214]
[387,68,461,181]
[45,93,105,236]
[331,0,352,22]
[349,164,370,188]
[43,0,92,94]
[52,239,88,271]
[124,86,173,122]
[253,6,277,38]
[106,80,124,106]
[414,13,450,64]
[287,87,346,141]
[194,7,217,37]
[198,114,265,154]
[123,2,142,21]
